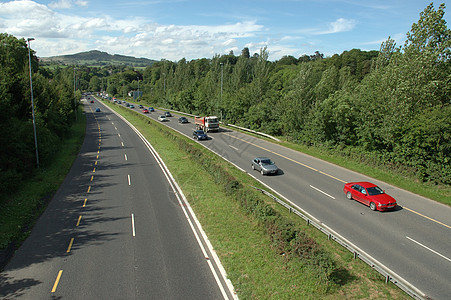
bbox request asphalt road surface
[0,99,235,299]
[106,97,450,300]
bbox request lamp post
[27,38,39,168]
[73,67,78,120]
[137,77,140,101]
[220,62,224,120]
[163,73,166,96]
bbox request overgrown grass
[106,102,409,299]
[0,109,86,253]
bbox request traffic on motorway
[93,94,450,300]
[102,94,398,212]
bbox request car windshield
[197,130,205,134]
[260,159,274,165]
[366,186,384,196]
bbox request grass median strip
[109,103,409,299]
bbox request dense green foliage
[102,3,449,185]
[0,34,80,197]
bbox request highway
[0,98,235,299]
[106,98,451,300]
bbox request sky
[0,0,448,61]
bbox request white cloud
[49,0,87,9]
[300,18,357,35]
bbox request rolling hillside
[40,50,157,67]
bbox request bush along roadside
[152,118,339,292]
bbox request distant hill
[40,50,157,67]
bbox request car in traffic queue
[178,116,189,123]
[95,107,101,112]
[251,157,279,175]
[343,181,397,211]
[149,107,155,112]
[90,100,94,103]
[142,108,149,113]
[139,104,144,109]
[193,130,208,140]
[164,111,172,117]
[158,115,168,122]
[130,104,135,109]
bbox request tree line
[1,2,448,196]
[0,33,82,196]
[99,3,448,185]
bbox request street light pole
[220,62,224,120]
[73,67,77,120]
[137,77,140,101]
[27,38,39,168]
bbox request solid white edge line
[310,185,336,199]
[112,111,236,300]
[406,236,451,263]
[100,99,427,299]
[131,213,136,237]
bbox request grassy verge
[220,124,450,206]
[0,109,86,261]
[105,102,409,299]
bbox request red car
[343,182,397,211]
[142,109,149,113]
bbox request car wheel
[346,192,352,200]
[369,202,377,211]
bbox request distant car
[130,104,135,109]
[126,103,130,107]
[90,100,94,103]
[95,107,101,112]
[158,115,168,122]
[178,117,188,123]
[251,157,279,175]
[142,108,149,113]
[343,182,397,211]
[149,107,155,112]
[117,100,121,104]
[139,104,144,109]
[164,111,172,117]
[193,130,208,140]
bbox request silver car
[251,157,279,175]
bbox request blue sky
[0,0,448,61]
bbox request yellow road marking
[66,238,74,253]
[404,207,451,229]
[83,198,87,207]
[90,175,94,182]
[76,215,82,226]
[93,167,96,173]
[51,270,63,293]
[224,133,346,183]
[87,186,91,193]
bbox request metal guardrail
[105,100,427,299]
[252,186,428,300]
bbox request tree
[241,47,250,59]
